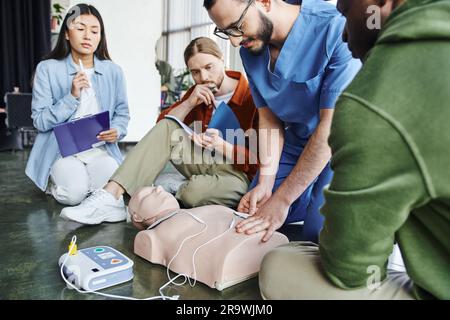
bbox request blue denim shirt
[26,55,130,191]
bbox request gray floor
[0,149,261,300]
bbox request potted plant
[174,69,194,100]
[51,3,65,32]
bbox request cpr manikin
[131,186,289,291]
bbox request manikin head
[128,186,180,230]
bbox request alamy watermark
[169,121,282,176]
[367,5,382,30]
[367,265,382,290]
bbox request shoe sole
[60,210,126,225]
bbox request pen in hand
[71,60,90,99]
[208,84,218,109]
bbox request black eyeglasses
[213,0,254,40]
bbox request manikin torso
[130,188,289,290]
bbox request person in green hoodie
[258,0,450,300]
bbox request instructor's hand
[236,196,290,242]
[237,183,273,216]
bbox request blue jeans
[249,143,333,243]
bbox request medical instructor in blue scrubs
[205,0,361,242]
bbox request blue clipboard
[54,111,110,157]
[208,102,244,145]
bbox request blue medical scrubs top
[241,0,361,148]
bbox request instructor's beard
[247,11,274,56]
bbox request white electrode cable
[60,211,237,300]
[160,210,236,299]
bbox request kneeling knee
[52,184,89,206]
[176,182,204,208]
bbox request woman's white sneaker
[60,189,127,224]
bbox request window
[158,0,242,73]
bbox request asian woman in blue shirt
[26,4,130,206]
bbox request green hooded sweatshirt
[319,0,450,299]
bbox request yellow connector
[68,241,78,256]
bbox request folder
[54,111,110,157]
[208,102,244,145]
[165,102,244,145]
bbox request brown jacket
[158,71,259,181]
